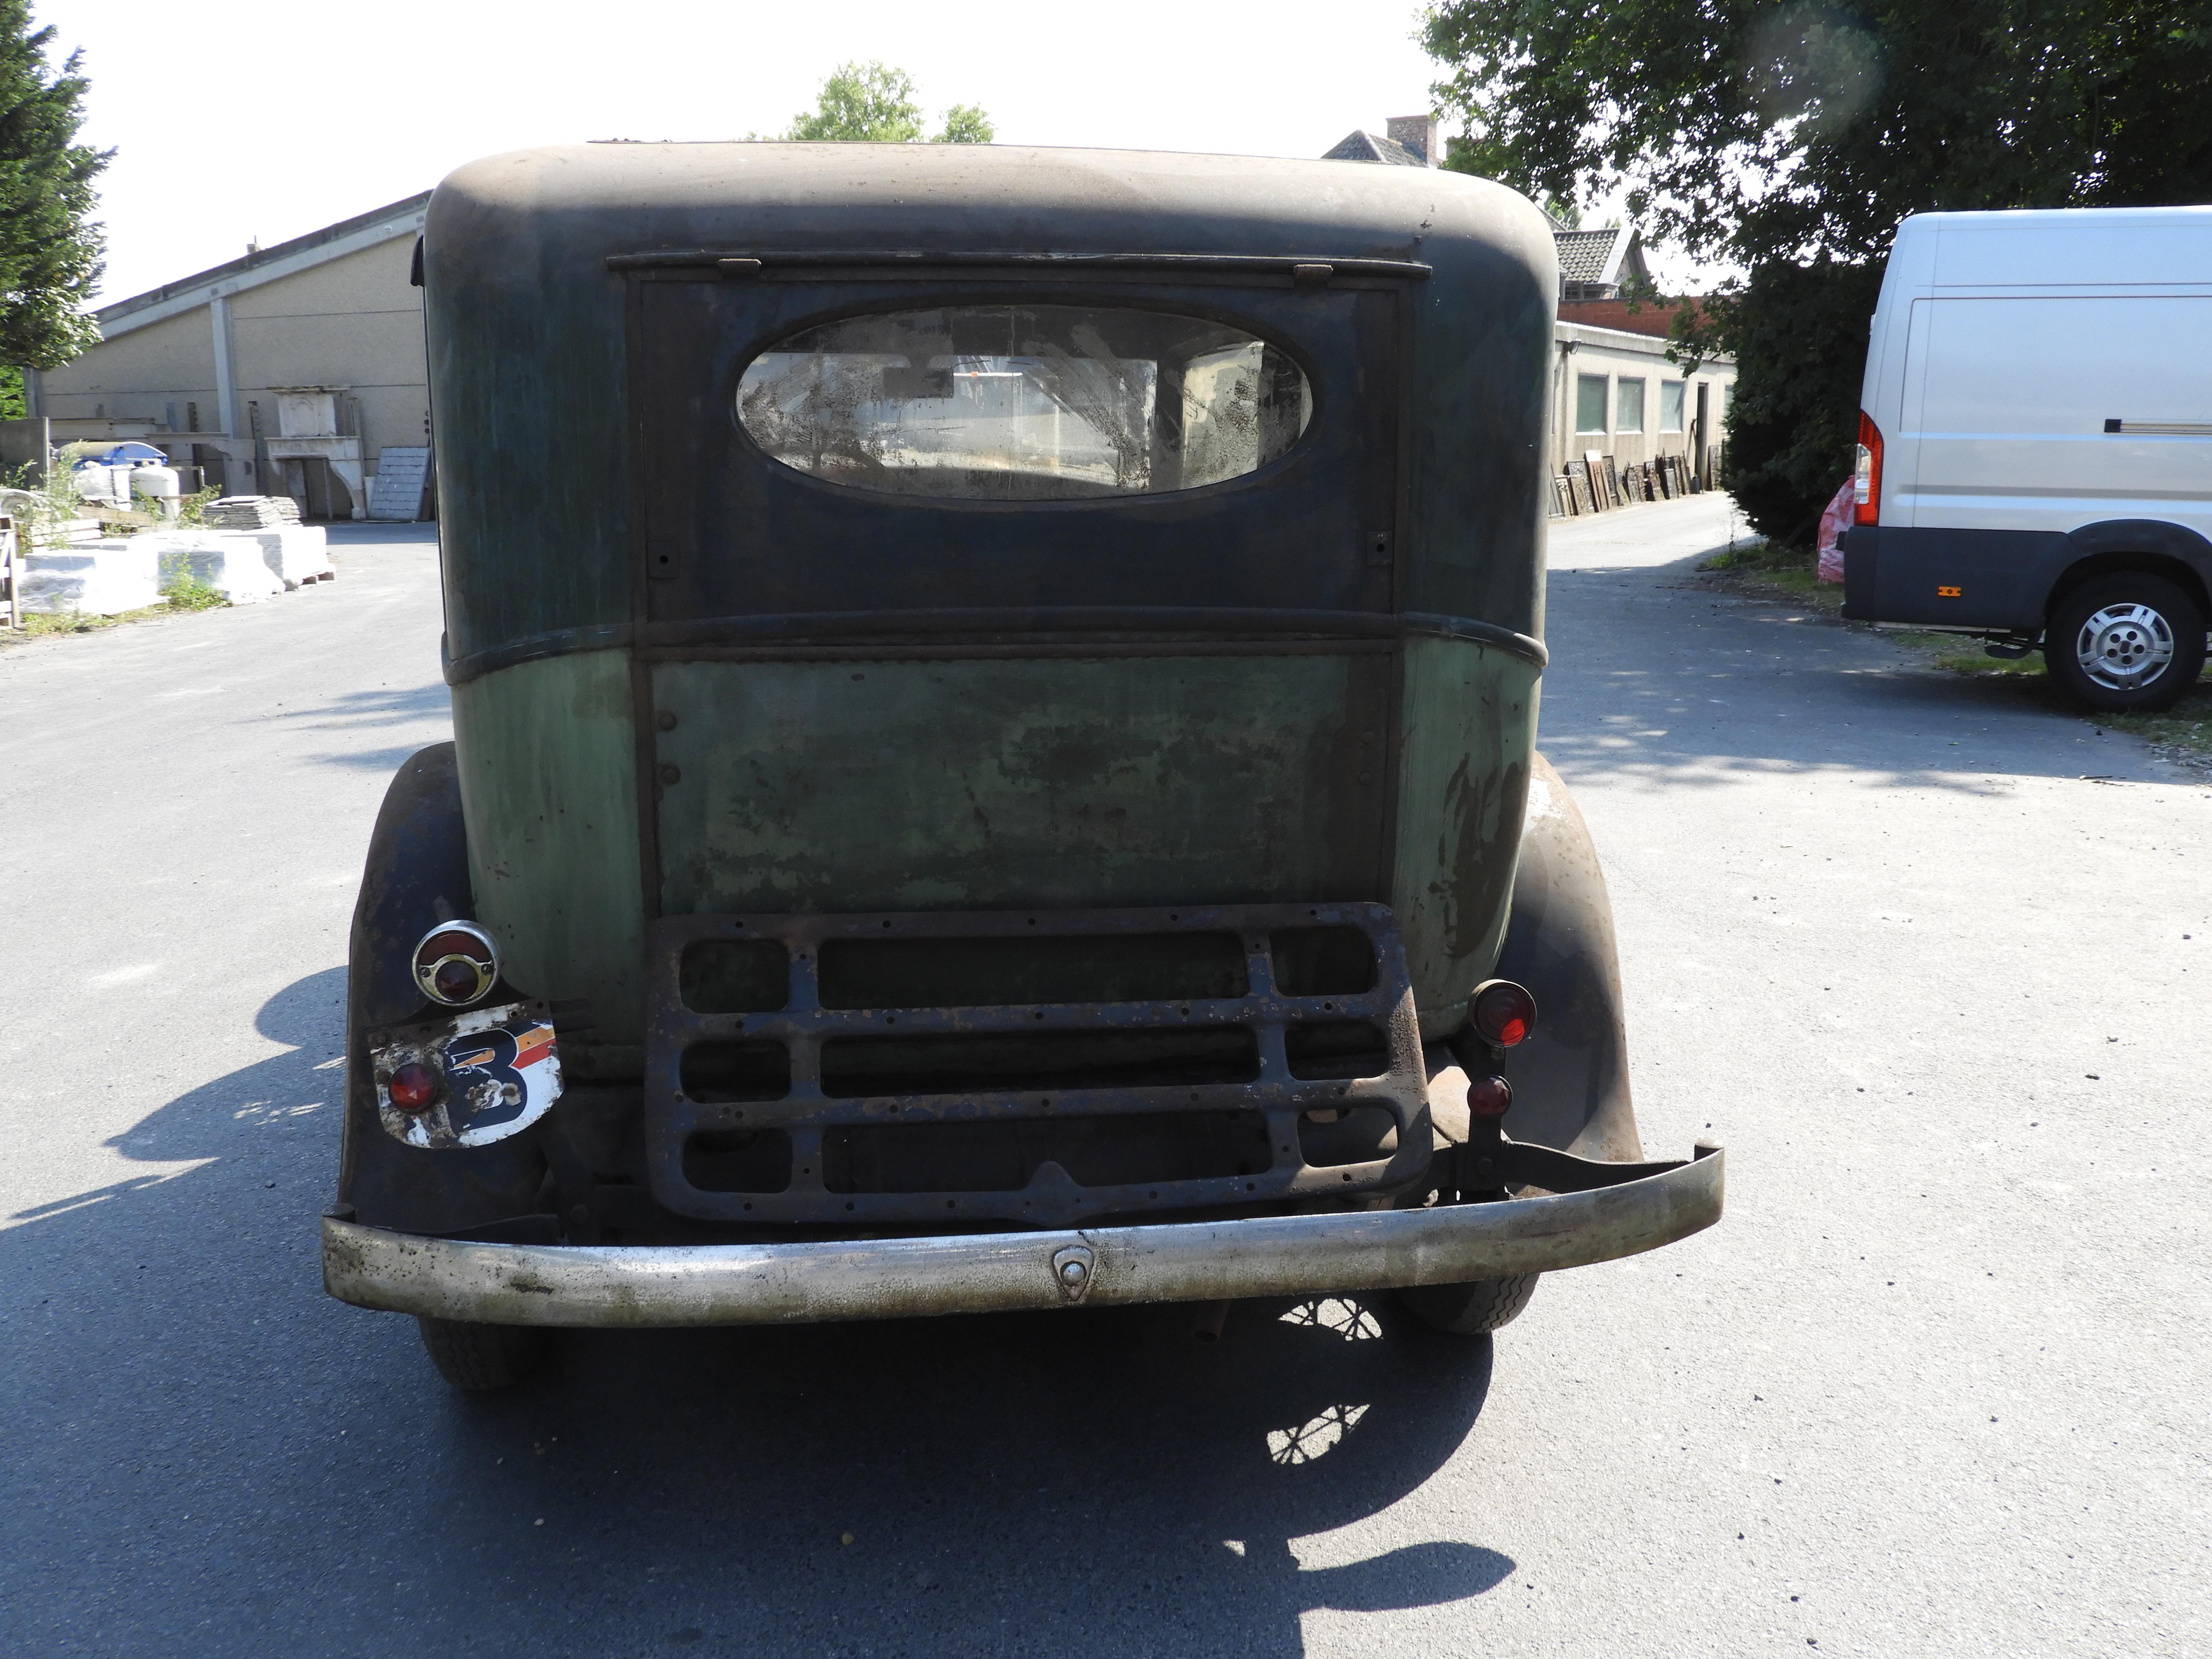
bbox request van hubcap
[2074,603,2174,691]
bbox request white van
[1840,206,2212,710]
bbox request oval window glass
[736,305,1312,500]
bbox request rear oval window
[736,305,1312,500]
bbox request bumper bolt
[1050,1244,1097,1303]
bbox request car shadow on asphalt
[272,682,454,772]
[1,969,1515,1656]
[1539,548,2192,791]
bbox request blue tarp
[70,442,169,469]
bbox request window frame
[1659,380,1685,434]
[1574,373,1610,436]
[1614,376,1646,435]
[731,301,1318,504]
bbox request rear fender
[1480,753,1641,1161]
[338,742,547,1231]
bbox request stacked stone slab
[18,541,163,614]
[17,524,336,613]
[236,524,336,587]
[203,495,304,529]
[141,533,285,604]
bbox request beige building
[23,192,432,519]
[1326,123,1735,493]
[1549,308,1733,483]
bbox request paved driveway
[1,504,2204,1656]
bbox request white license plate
[369,1000,564,1149]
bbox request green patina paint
[452,651,646,1044]
[1391,634,1538,1035]
[653,655,1386,917]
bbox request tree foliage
[786,61,994,145]
[0,2,108,371]
[1422,2,2212,540]
[935,103,995,145]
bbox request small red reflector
[1468,1074,1513,1117]
[1470,980,1539,1048]
[388,1062,438,1113]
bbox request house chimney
[1387,114,1438,167]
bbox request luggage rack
[641,902,1432,1227]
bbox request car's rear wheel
[416,1316,552,1391]
[1395,1273,1540,1336]
[2046,573,2207,713]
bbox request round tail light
[1470,979,1538,1048]
[1467,1074,1513,1118]
[387,1062,439,1113]
[413,921,500,1007]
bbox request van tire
[416,1316,552,1391]
[1396,1273,1540,1336]
[2047,574,2206,712]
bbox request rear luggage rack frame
[642,902,1430,1227]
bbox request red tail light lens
[1467,1074,1513,1117]
[387,1062,439,1113]
[1470,979,1538,1048]
[1853,411,1883,527]
[413,920,501,1007]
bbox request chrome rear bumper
[323,1144,1720,1327]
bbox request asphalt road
[2,500,2206,1657]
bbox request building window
[1575,373,1609,435]
[1659,381,1685,434]
[1615,377,1645,434]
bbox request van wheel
[2047,574,2207,712]
[416,1316,552,1391]
[1396,1273,1539,1336]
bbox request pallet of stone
[201,495,303,530]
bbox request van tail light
[1853,411,1883,526]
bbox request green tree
[785,61,994,145]
[1422,2,2212,541]
[0,1,108,380]
[935,102,995,145]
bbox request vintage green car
[323,142,1722,1390]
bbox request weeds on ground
[159,570,227,611]
[1698,540,1839,608]
[11,602,157,640]
[1906,641,2212,765]
[6,577,229,644]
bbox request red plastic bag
[1815,478,1854,583]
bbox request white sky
[40,0,1701,306]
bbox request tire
[1396,1273,1540,1336]
[416,1316,552,1392]
[2046,573,2207,713]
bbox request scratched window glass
[736,306,1312,500]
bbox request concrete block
[139,531,285,604]
[235,524,335,588]
[20,541,162,615]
